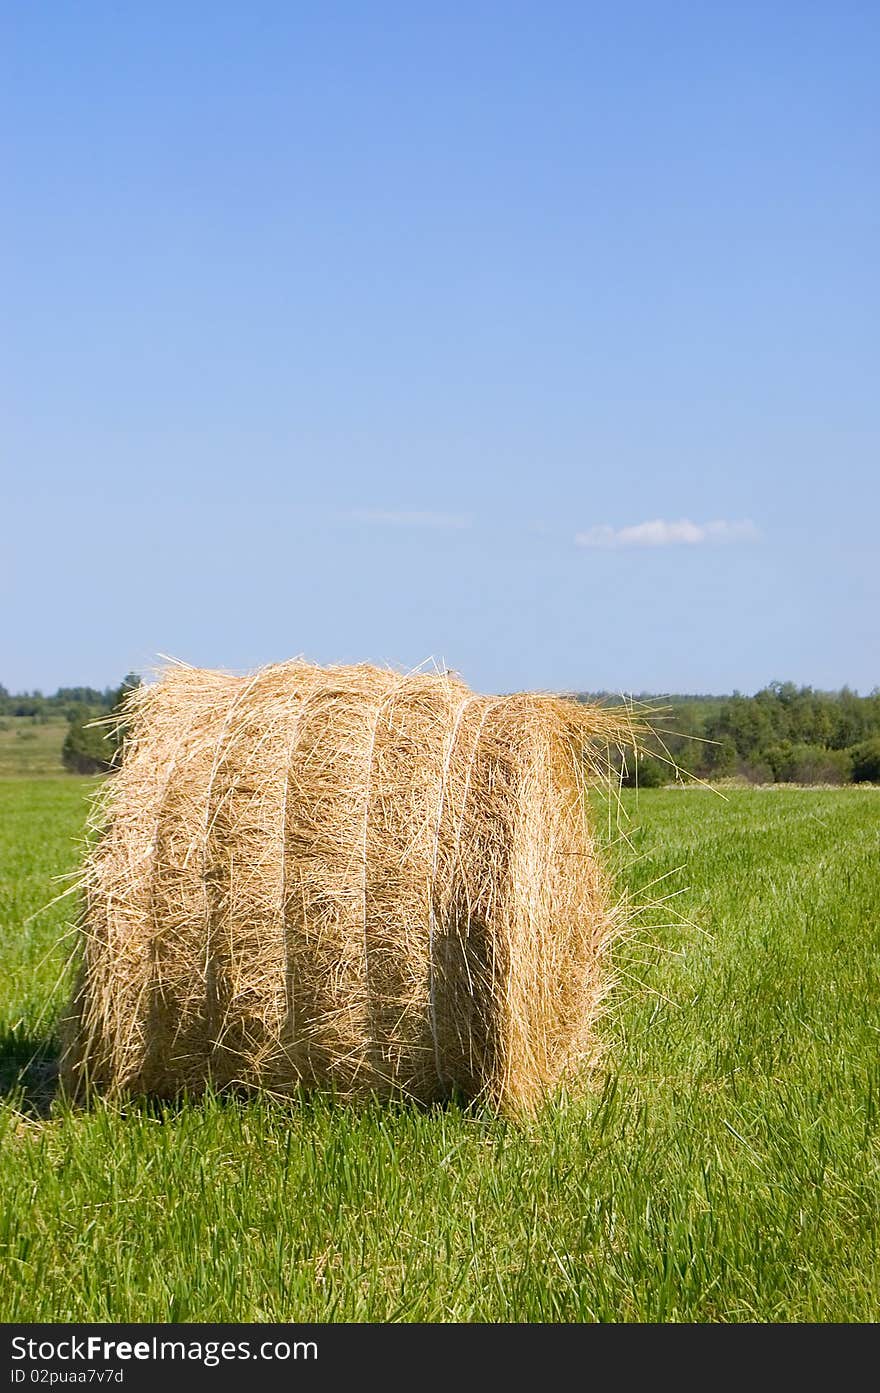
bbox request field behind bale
[0,718,70,778]
[0,778,878,1321]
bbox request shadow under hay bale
[60,661,637,1112]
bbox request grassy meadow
[0,776,878,1321]
[0,718,69,778]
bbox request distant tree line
[2,677,879,783]
[582,682,880,786]
[0,676,141,774]
[0,684,124,721]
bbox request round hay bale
[60,661,635,1111]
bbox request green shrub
[622,754,665,788]
[705,738,737,777]
[62,716,117,774]
[738,759,774,784]
[849,737,880,783]
[766,742,852,785]
[61,675,141,775]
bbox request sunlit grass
[1,779,878,1320]
[0,719,69,777]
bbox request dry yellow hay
[60,660,639,1111]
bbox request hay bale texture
[61,661,635,1111]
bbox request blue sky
[3,2,878,695]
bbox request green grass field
[0,718,69,777]
[1,777,878,1321]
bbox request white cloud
[349,508,473,530]
[575,518,760,549]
